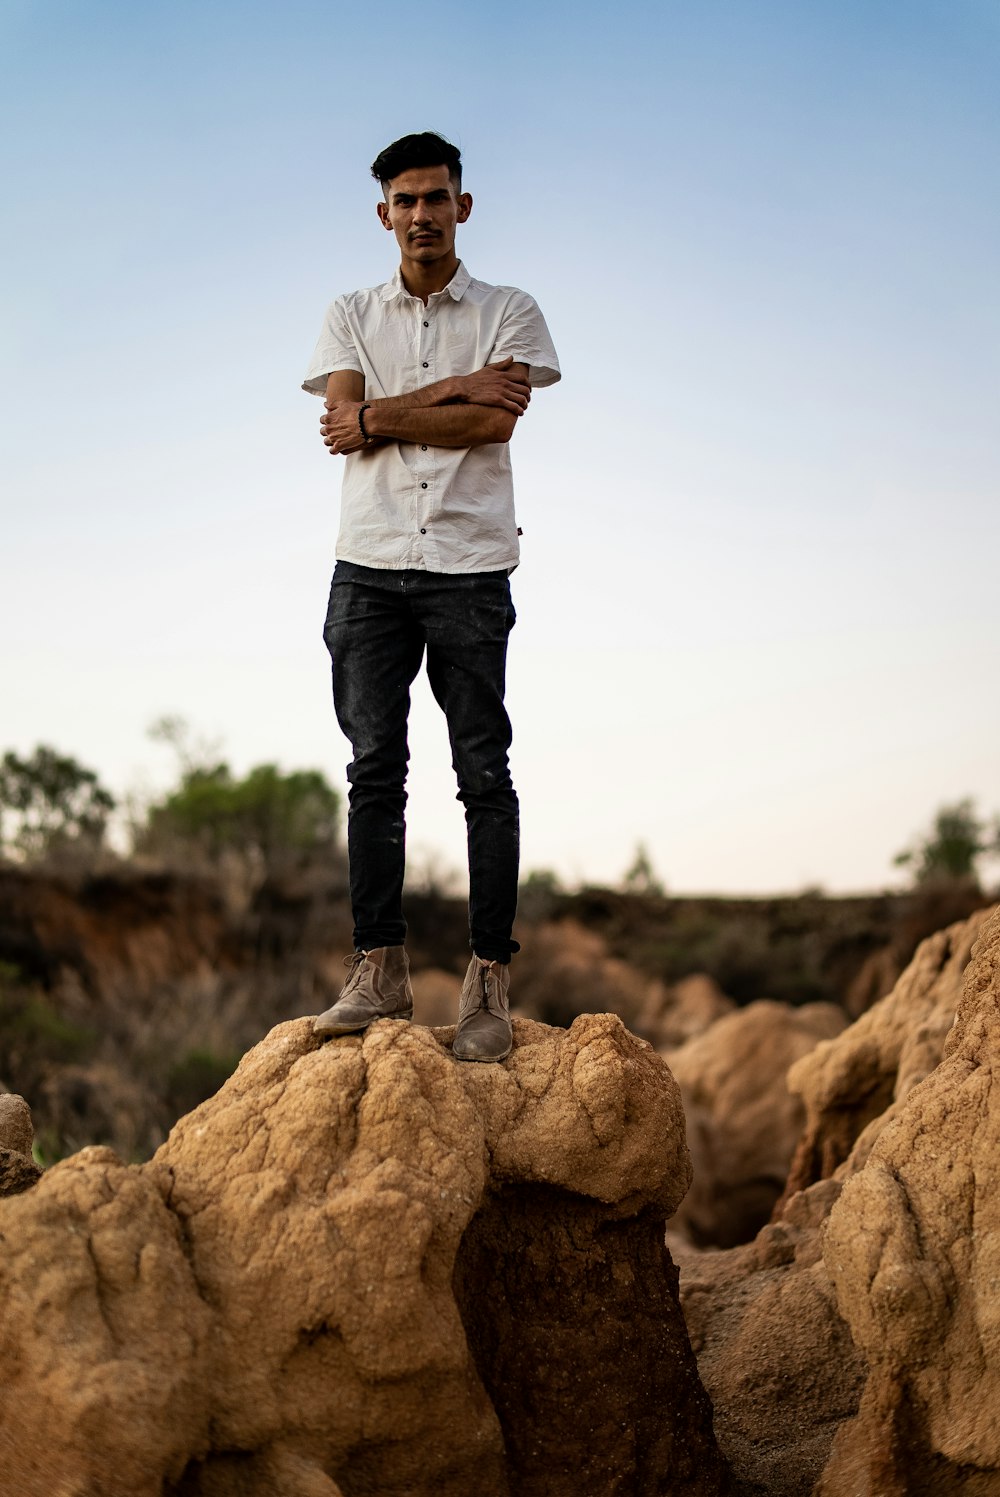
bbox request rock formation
[408,964,464,1027]
[509,918,671,1032]
[667,999,847,1247]
[818,903,1000,1494]
[674,1177,867,1496]
[0,1013,727,1497]
[779,905,995,1206]
[673,903,1000,1495]
[0,1092,41,1197]
[640,971,736,1049]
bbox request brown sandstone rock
[0,1091,41,1197]
[640,971,736,1049]
[0,1092,34,1156]
[512,920,736,1045]
[667,999,847,1247]
[671,909,999,1494]
[409,964,461,1027]
[0,1013,726,1496]
[779,905,995,1207]
[510,918,667,1030]
[818,904,1000,1494]
[674,1178,867,1496]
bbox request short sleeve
[301,297,364,397]
[489,291,561,389]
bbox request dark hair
[371,132,462,190]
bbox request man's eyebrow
[391,188,450,202]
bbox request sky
[2,0,999,894]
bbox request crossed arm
[320,358,531,456]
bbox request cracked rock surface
[0,1012,725,1496]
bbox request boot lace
[474,960,508,1018]
[341,950,368,995]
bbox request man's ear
[457,192,473,224]
[377,200,392,230]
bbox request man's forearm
[376,375,466,412]
[321,360,530,455]
[365,401,516,448]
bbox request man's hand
[452,357,531,414]
[318,360,531,455]
[321,400,370,456]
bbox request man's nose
[413,200,432,222]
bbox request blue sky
[3,0,999,892]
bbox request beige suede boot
[453,956,512,1062]
[313,946,414,1037]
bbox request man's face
[377,165,472,268]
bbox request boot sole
[314,1011,413,1038]
[453,1041,512,1063]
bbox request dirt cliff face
[0,1013,727,1497]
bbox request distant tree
[147,714,223,776]
[0,746,115,860]
[136,715,341,863]
[137,760,341,862]
[893,799,1000,886]
[622,841,665,897]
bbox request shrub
[622,842,665,897]
[0,961,96,1088]
[0,747,115,860]
[138,762,341,863]
[894,799,1000,887]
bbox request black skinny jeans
[323,561,520,963]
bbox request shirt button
[420,444,428,451]
[422,361,429,368]
[421,482,428,489]
[423,321,429,327]
[420,527,427,535]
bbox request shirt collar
[380,260,471,304]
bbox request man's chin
[407,246,449,265]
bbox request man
[302,132,560,1063]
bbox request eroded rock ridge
[0,1012,726,1497]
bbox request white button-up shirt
[303,262,560,573]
